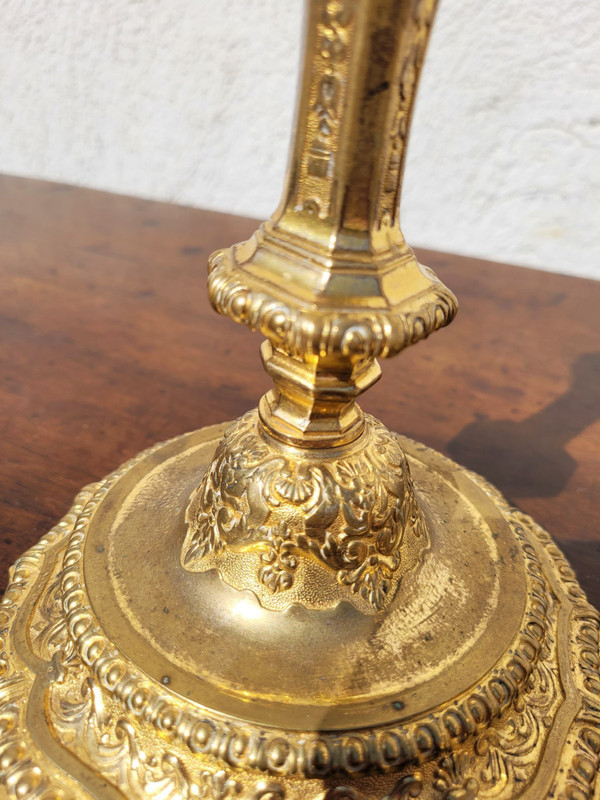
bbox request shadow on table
[447,351,600,499]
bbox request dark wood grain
[1,174,599,607]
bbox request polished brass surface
[184,0,456,613]
[207,0,456,449]
[2,432,599,798]
[1,1,599,799]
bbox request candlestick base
[1,421,598,800]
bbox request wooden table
[1,174,599,608]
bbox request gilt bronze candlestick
[1,1,599,799]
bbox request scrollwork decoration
[0,433,597,798]
[182,411,429,612]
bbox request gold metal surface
[184,0,456,614]
[1,1,599,799]
[2,433,599,799]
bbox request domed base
[0,423,599,800]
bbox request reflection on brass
[1,1,599,799]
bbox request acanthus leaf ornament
[182,412,429,613]
[1,449,599,798]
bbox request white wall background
[1,0,599,279]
